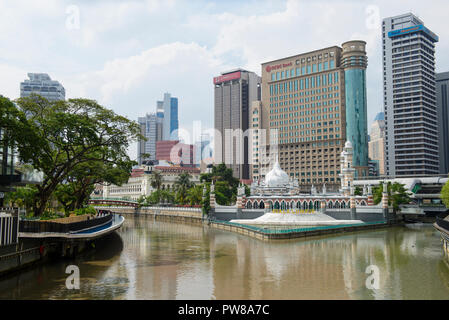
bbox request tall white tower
[340,141,356,196]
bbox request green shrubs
[72,206,97,216]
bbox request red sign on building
[265,62,293,73]
[213,71,241,84]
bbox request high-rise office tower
[214,69,261,180]
[156,103,164,141]
[158,93,179,141]
[368,112,386,175]
[137,113,157,165]
[436,72,449,174]
[259,42,369,191]
[382,13,439,176]
[194,133,212,167]
[20,73,65,101]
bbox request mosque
[208,141,389,224]
[243,140,373,211]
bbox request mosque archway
[260,201,265,209]
[274,201,280,209]
[246,201,253,209]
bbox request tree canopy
[441,179,449,208]
[0,95,143,216]
[373,182,411,211]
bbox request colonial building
[93,164,201,201]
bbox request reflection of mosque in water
[83,218,449,299]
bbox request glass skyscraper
[159,93,179,140]
[341,41,369,177]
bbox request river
[1,214,448,299]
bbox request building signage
[213,71,241,84]
[265,62,293,73]
[388,24,439,42]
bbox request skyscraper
[436,72,449,174]
[158,93,179,141]
[368,112,386,175]
[258,42,369,191]
[214,69,261,180]
[20,73,65,101]
[137,113,157,165]
[382,13,439,176]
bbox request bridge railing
[0,208,19,246]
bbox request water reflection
[0,215,448,300]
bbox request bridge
[89,197,139,208]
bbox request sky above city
[1,0,448,160]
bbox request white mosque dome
[264,161,289,187]
[344,141,353,149]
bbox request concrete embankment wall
[103,206,398,241]
[99,206,205,225]
[210,220,396,241]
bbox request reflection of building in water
[210,233,351,299]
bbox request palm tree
[187,185,203,205]
[175,173,192,204]
[150,171,163,190]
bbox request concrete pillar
[350,187,357,220]
[381,182,389,221]
[321,200,327,214]
[367,185,374,206]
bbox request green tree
[0,95,142,216]
[175,173,193,204]
[200,164,239,205]
[373,182,411,212]
[4,185,37,214]
[187,184,203,205]
[354,186,363,196]
[150,171,163,190]
[441,179,449,208]
[54,157,132,213]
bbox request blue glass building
[170,97,178,139]
[341,41,369,177]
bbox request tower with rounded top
[341,40,369,178]
[340,141,356,196]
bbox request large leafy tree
[200,163,240,205]
[441,179,449,208]
[54,157,132,213]
[373,182,411,212]
[0,95,142,216]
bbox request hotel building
[257,41,369,191]
[382,13,439,176]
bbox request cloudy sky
[1,0,448,160]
